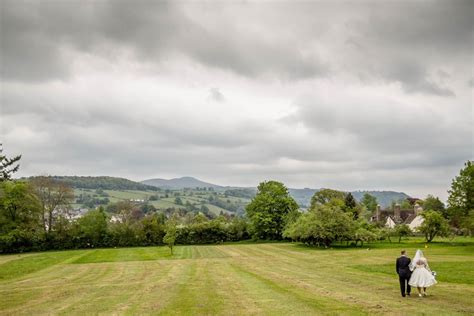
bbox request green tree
[361,193,378,213]
[284,204,354,247]
[344,193,357,209]
[310,189,346,208]
[418,210,450,242]
[379,226,395,243]
[140,203,156,214]
[77,207,108,246]
[163,220,177,255]
[174,197,183,205]
[141,213,166,245]
[447,161,474,227]
[0,145,21,182]
[200,205,210,214]
[0,181,41,233]
[423,195,446,216]
[344,192,358,219]
[460,210,474,235]
[352,221,377,247]
[394,224,412,243]
[193,212,209,224]
[246,180,298,240]
[399,199,412,209]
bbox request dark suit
[396,255,412,296]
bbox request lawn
[1,238,473,315]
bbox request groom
[396,250,412,297]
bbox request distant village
[372,198,424,230]
[66,196,426,231]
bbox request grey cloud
[208,88,225,103]
[0,3,70,81]
[365,1,473,55]
[337,3,472,96]
[0,0,328,82]
[1,0,472,201]
[2,84,267,150]
[2,0,471,96]
[380,61,455,96]
[284,93,472,172]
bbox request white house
[408,215,424,231]
[385,216,396,228]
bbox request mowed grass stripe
[226,247,368,314]
[159,260,225,315]
[1,241,473,315]
[0,250,87,282]
[89,261,183,315]
[206,261,264,314]
[191,245,229,259]
[233,251,394,314]
[3,261,179,314]
[232,244,474,315]
[72,247,172,264]
[70,245,229,264]
[231,263,365,315]
[119,261,194,314]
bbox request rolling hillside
[27,176,159,191]
[143,177,411,208]
[141,177,223,189]
[28,175,411,210]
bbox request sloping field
[1,241,473,315]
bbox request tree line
[0,145,472,253]
[245,161,473,246]
[38,176,160,191]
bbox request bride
[409,249,437,297]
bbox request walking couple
[396,249,437,297]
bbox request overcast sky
[1,0,472,200]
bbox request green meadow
[1,238,473,315]
[72,188,247,216]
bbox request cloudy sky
[1,0,472,200]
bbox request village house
[372,200,424,231]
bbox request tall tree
[163,220,177,255]
[394,224,412,243]
[418,210,450,242]
[0,145,21,182]
[30,176,74,233]
[246,180,298,240]
[284,204,354,247]
[344,193,357,209]
[0,181,41,233]
[310,188,346,208]
[77,207,109,246]
[447,160,474,226]
[423,195,446,216]
[361,193,378,213]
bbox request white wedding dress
[409,252,437,288]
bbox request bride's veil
[409,249,424,271]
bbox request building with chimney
[372,200,424,231]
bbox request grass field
[72,189,244,216]
[1,238,473,315]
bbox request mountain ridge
[142,176,411,207]
[21,175,410,208]
[141,176,224,189]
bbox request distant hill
[288,188,318,207]
[143,177,410,208]
[141,177,223,189]
[288,189,410,208]
[26,176,159,191]
[351,191,411,208]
